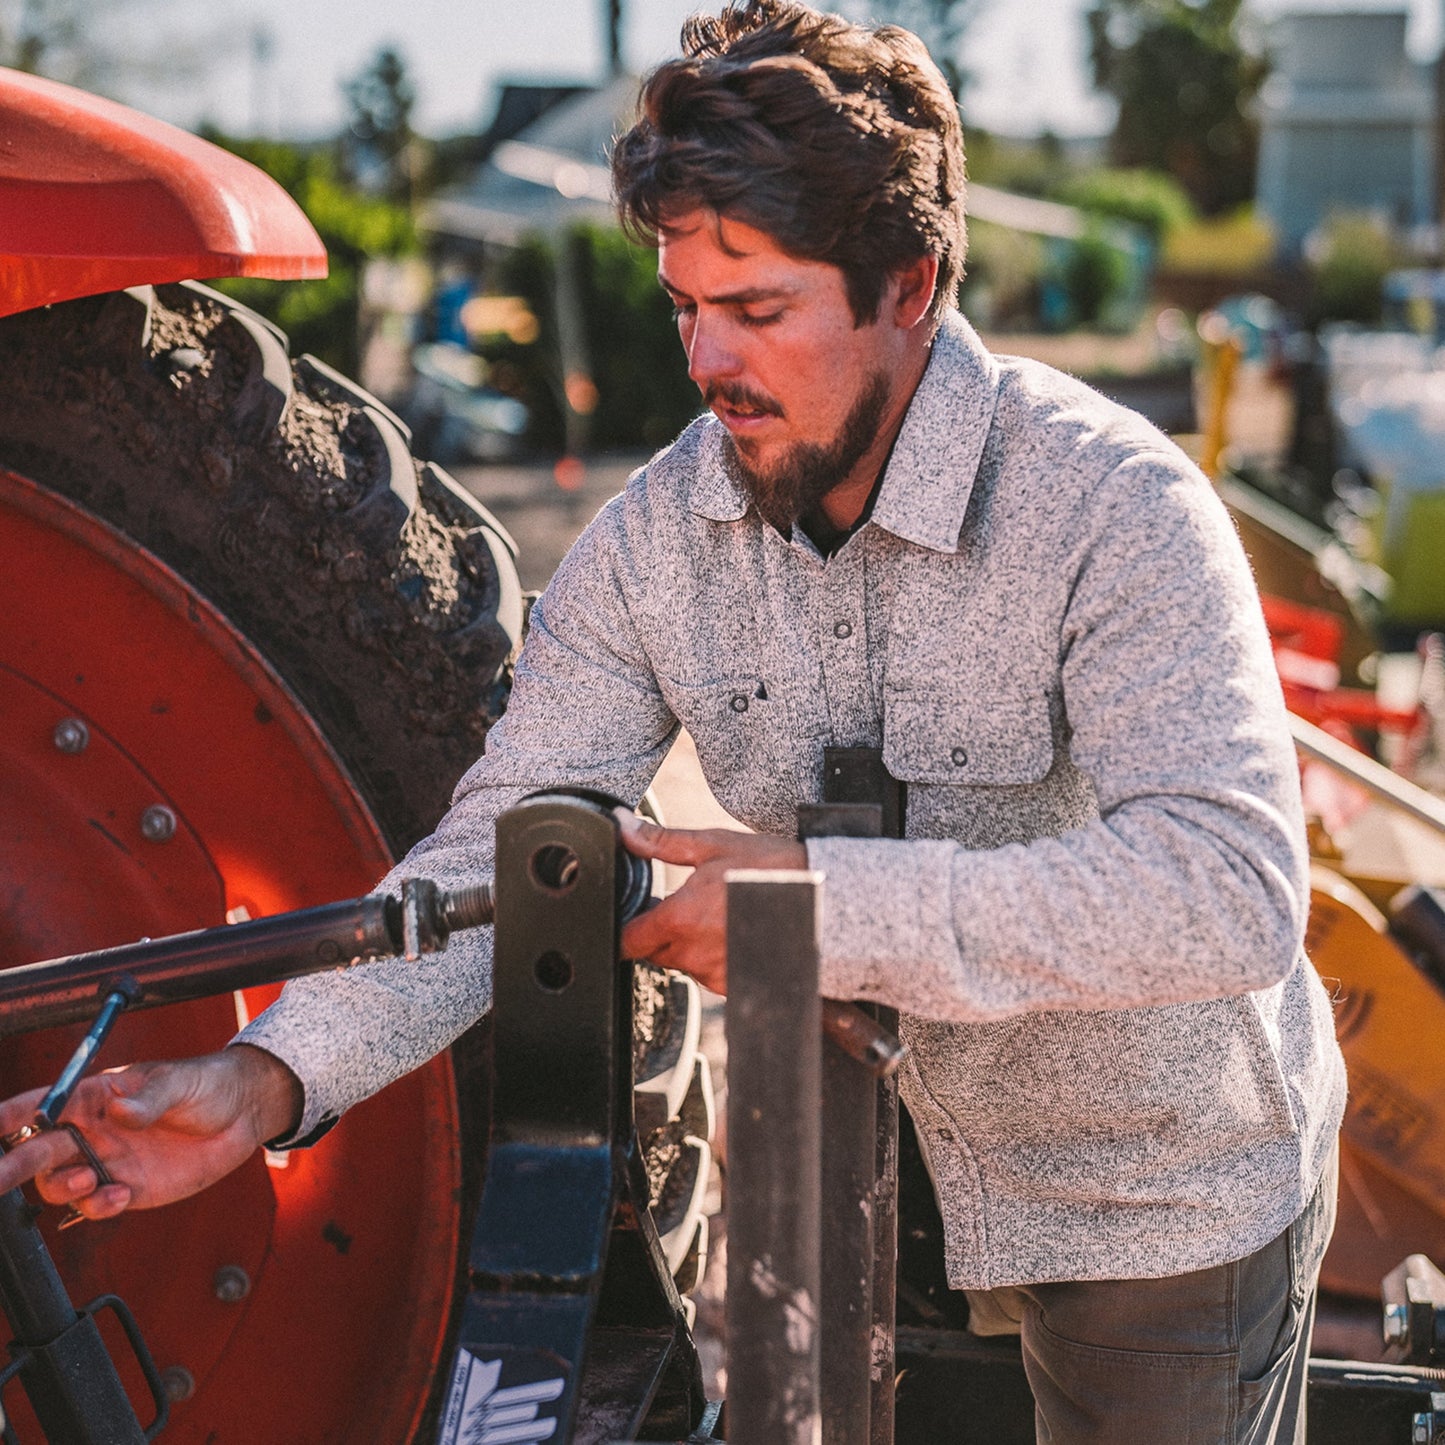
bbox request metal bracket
[440,791,703,1445]
[810,746,904,1445]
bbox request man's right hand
[0,1044,303,1222]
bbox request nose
[684,313,742,390]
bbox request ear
[890,253,939,330]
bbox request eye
[670,302,696,323]
[738,309,784,329]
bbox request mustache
[704,382,784,419]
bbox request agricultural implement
[4,63,1445,1445]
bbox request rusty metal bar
[725,869,823,1445]
[800,800,881,1445]
[870,1013,900,1445]
[812,747,906,1445]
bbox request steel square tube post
[726,869,823,1445]
[798,802,880,1445]
[816,746,904,1445]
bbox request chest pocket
[883,684,1075,848]
[657,673,794,833]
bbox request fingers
[57,1181,132,1221]
[620,882,728,994]
[41,1161,131,1216]
[620,890,683,962]
[0,1124,96,1199]
[0,1086,49,1138]
[613,808,741,868]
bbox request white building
[1257,10,1437,255]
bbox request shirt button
[833,620,853,639]
[950,746,968,767]
[730,693,750,714]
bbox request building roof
[424,76,637,246]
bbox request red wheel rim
[0,468,464,1442]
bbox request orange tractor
[0,66,531,1441]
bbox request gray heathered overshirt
[239,311,1347,1290]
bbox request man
[0,4,1344,1440]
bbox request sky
[117,0,1445,144]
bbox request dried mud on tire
[0,281,523,852]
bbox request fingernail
[613,806,640,832]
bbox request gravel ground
[451,452,652,593]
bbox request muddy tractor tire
[0,283,713,1441]
[0,281,524,853]
[0,280,526,1441]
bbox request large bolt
[52,718,89,754]
[1385,1301,1410,1346]
[140,805,177,843]
[160,1366,194,1403]
[213,1265,251,1303]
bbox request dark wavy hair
[611,0,966,327]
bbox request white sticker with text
[439,1351,566,1444]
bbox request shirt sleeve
[235,494,678,1142]
[807,450,1311,1022]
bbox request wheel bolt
[160,1366,194,1402]
[52,718,89,754]
[140,805,177,843]
[213,1265,251,1303]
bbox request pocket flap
[658,673,768,731]
[883,685,1054,785]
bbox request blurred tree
[0,0,78,74]
[1060,228,1130,326]
[486,224,698,454]
[1054,167,1196,243]
[341,45,421,204]
[967,129,1074,198]
[603,0,623,74]
[203,131,416,375]
[1086,0,1267,216]
[867,0,988,100]
[1307,213,1398,326]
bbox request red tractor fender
[0,66,326,317]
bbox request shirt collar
[869,310,999,554]
[686,309,1000,551]
[685,421,749,522]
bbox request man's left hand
[615,810,807,994]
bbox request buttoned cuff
[805,836,960,1003]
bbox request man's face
[658,211,913,532]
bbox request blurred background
[10,0,1445,574]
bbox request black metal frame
[439,791,704,1445]
[4,780,1444,1443]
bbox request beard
[716,371,891,535]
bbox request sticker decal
[439,1351,566,1444]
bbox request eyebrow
[657,274,797,306]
